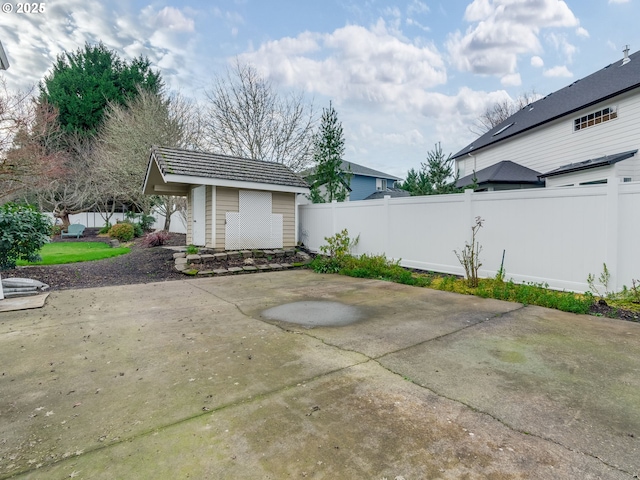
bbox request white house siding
[215,187,239,249]
[272,192,295,248]
[458,90,640,180]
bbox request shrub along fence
[298,181,640,293]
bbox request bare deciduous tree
[204,61,315,171]
[470,90,539,136]
[93,88,198,230]
[1,98,68,200]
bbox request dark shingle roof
[363,188,412,200]
[456,161,543,188]
[302,160,401,181]
[539,150,637,178]
[151,146,309,189]
[453,49,640,159]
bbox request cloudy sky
[1,0,638,178]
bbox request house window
[376,178,387,191]
[574,107,617,131]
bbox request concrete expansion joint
[378,362,634,478]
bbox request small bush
[50,224,62,237]
[185,244,199,255]
[142,230,170,247]
[98,222,112,234]
[108,223,135,242]
[131,222,144,238]
[0,203,52,270]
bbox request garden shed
[143,146,309,250]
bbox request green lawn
[16,242,130,266]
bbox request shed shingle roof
[453,49,640,159]
[151,146,309,189]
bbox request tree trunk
[163,211,171,231]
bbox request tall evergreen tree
[398,142,460,196]
[39,42,162,138]
[309,102,350,203]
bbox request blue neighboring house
[303,160,404,201]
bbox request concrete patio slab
[0,270,638,479]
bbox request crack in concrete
[6,283,633,478]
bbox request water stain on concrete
[262,301,363,327]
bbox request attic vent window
[492,123,513,136]
[574,106,617,131]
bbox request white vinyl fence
[299,181,640,293]
[46,210,187,234]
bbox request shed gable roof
[453,49,640,159]
[151,146,309,189]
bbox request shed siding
[216,187,239,249]
[272,192,295,247]
[458,90,640,180]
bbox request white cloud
[0,0,202,95]
[239,19,447,111]
[531,55,544,67]
[501,73,522,86]
[543,65,573,77]
[608,0,630,3]
[545,33,577,62]
[151,7,195,32]
[446,0,579,76]
[407,0,430,16]
[576,27,589,38]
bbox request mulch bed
[1,229,185,291]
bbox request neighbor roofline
[453,84,640,160]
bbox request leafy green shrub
[131,222,144,238]
[311,229,359,273]
[98,222,112,234]
[142,230,170,247]
[0,203,52,270]
[50,224,63,237]
[185,244,199,255]
[108,222,135,242]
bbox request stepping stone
[173,252,186,259]
[175,257,188,265]
[186,254,201,263]
[284,248,296,257]
[273,250,285,257]
[227,267,243,273]
[263,250,275,255]
[280,263,292,269]
[240,250,253,258]
[242,266,258,271]
[253,250,265,258]
[200,254,215,261]
[269,264,283,269]
[213,269,228,275]
[227,251,240,259]
[214,253,228,260]
[198,270,213,275]
[257,265,270,270]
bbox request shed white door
[192,185,206,246]
[225,190,283,249]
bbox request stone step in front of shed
[174,248,311,276]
